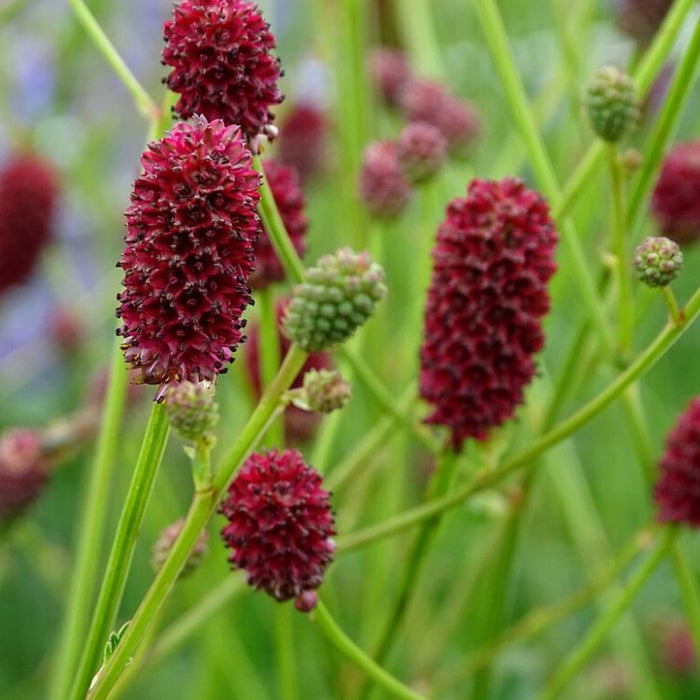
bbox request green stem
[553,0,697,221]
[254,155,306,286]
[608,144,633,357]
[627,13,700,234]
[66,0,159,120]
[670,541,700,666]
[337,284,700,553]
[473,0,613,354]
[540,528,676,700]
[71,402,170,700]
[259,286,284,447]
[275,604,298,700]
[338,346,439,455]
[661,285,683,325]
[393,0,444,79]
[49,340,128,700]
[88,346,308,699]
[312,600,427,700]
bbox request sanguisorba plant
[2,0,700,698]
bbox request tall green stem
[275,604,298,700]
[49,340,128,700]
[87,346,308,699]
[313,600,427,700]
[258,286,284,447]
[70,402,170,700]
[541,528,676,699]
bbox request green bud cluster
[164,380,219,443]
[633,236,683,287]
[283,248,387,352]
[289,369,352,414]
[583,66,640,143]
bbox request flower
[251,159,308,289]
[164,380,219,443]
[651,141,700,246]
[398,79,480,153]
[283,248,387,352]
[245,299,333,443]
[152,518,208,577]
[358,141,412,218]
[0,153,58,294]
[420,178,558,450]
[220,449,335,601]
[163,0,283,141]
[654,397,700,527]
[116,117,261,392]
[0,429,50,522]
[276,103,327,182]
[633,236,682,287]
[582,66,640,143]
[369,48,412,106]
[617,0,672,46]
[396,121,447,183]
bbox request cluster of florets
[116,117,261,391]
[283,248,387,352]
[582,66,640,143]
[152,518,209,577]
[220,449,335,605]
[0,153,59,295]
[275,103,328,183]
[244,299,333,443]
[633,236,683,287]
[164,380,219,443]
[651,141,700,246]
[163,0,283,141]
[654,397,700,527]
[616,0,672,46]
[419,178,558,450]
[361,48,479,219]
[251,158,308,289]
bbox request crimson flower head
[654,397,700,527]
[651,141,700,246]
[617,0,672,45]
[220,449,335,603]
[359,141,412,219]
[420,178,558,450]
[245,299,332,443]
[0,153,58,294]
[369,48,412,106]
[163,0,283,141]
[251,159,308,290]
[276,103,327,182]
[116,117,261,393]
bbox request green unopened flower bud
[583,66,640,142]
[151,519,208,578]
[283,248,387,351]
[633,236,683,287]
[290,369,351,413]
[164,380,218,443]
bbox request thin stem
[670,541,700,667]
[275,604,298,700]
[254,155,306,286]
[393,0,444,79]
[71,402,170,700]
[88,346,308,699]
[473,0,613,354]
[540,528,676,700]
[627,13,700,235]
[66,0,159,120]
[661,285,682,325]
[49,341,128,700]
[553,0,697,221]
[259,286,284,447]
[337,284,700,552]
[312,600,427,700]
[607,144,633,357]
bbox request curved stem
[70,402,170,700]
[670,541,700,668]
[540,527,676,700]
[87,345,308,699]
[66,0,159,120]
[337,283,700,553]
[258,286,284,447]
[661,286,682,325]
[49,340,128,700]
[312,600,427,700]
